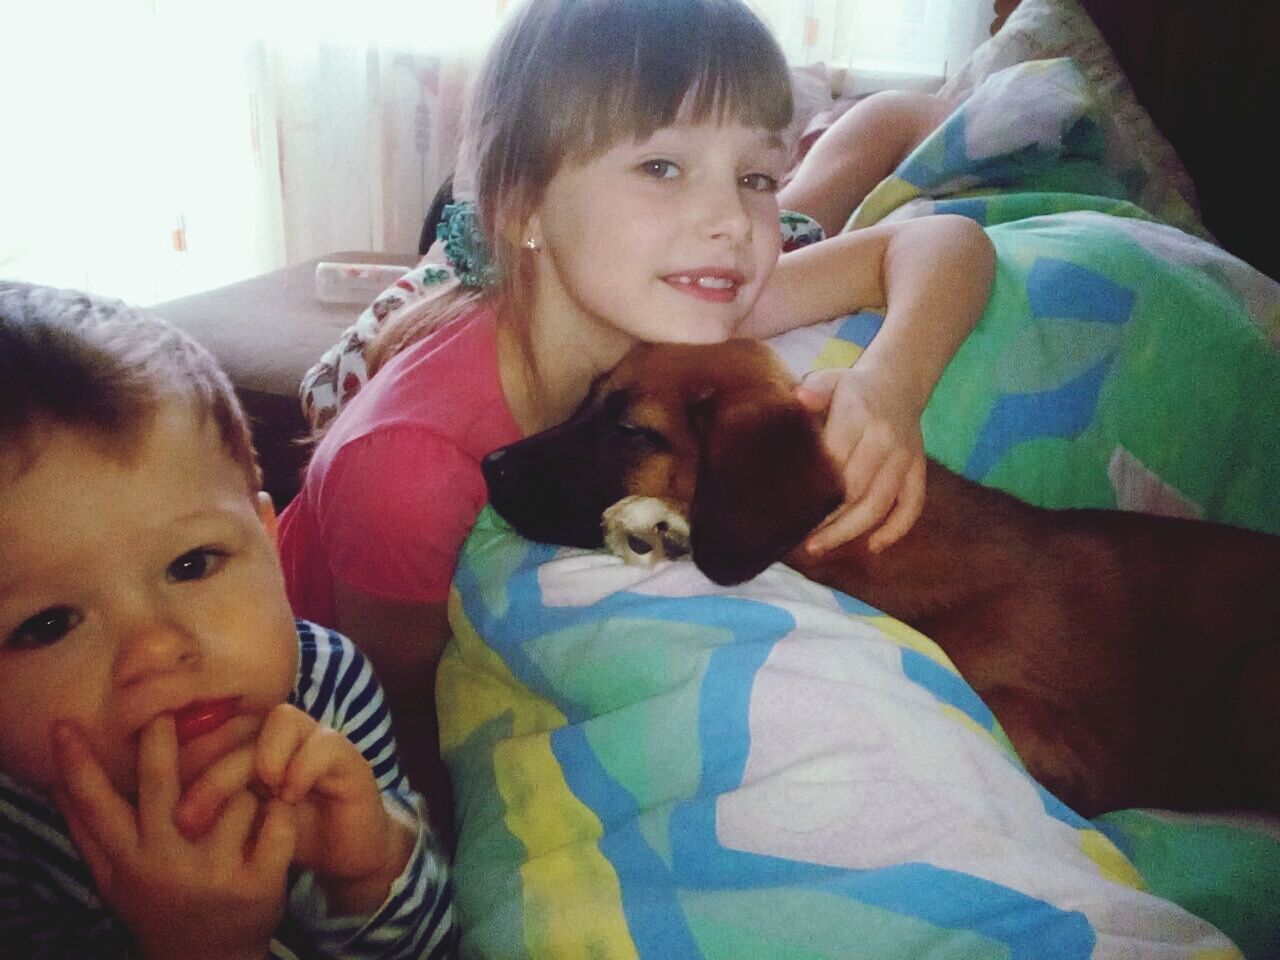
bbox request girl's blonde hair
[370,0,793,374]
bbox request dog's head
[482,339,843,584]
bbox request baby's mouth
[171,697,241,746]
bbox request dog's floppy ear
[688,390,844,585]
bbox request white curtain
[0,0,986,307]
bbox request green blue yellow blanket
[440,59,1280,959]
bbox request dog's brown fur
[482,339,1280,816]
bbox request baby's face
[0,407,298,796]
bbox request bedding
[937,0,1204,239]
[438,58,1280,959]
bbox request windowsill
[835,58,948,95]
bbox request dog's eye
[613,422,667,449]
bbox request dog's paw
[602,496,691,567]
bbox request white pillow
[940,0,1208,238]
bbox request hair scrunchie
[437,202,496,289]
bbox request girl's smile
[662,266,747,302]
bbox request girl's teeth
[670,275,735,289]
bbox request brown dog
[482,339,1280,817]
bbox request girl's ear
[688,391,843,585]
[255,492,279,544]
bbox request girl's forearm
[857,215,994,411]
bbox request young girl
[276,0,994,826]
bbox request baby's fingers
[176,746,256,838]
[207,790,260,862]
[279,726,365,804]
[254,705,319,800]
[52,723,138,859]
[135,716,181,839]
[248,799,297,880]
[53,788,115,892]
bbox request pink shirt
[278,307,522,625]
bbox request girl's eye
[739,172,779,193]
[167,547,229,583]
[640,159,679,179]
[6,606,83,650]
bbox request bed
[425,1,1280,958]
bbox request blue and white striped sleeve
[0,776,131,959]
[284,621,456,959]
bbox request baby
[0,282,454,959]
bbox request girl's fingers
[135,715,181,838]
[52,723,139,858]
[834,425,896,504]
[176,746,257,838]
[808,454,906,553]
[867,458,926,553]
[254,705,316,795]
[794,369,840,410]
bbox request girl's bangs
[548,0,793,160]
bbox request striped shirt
[0,621,455,959]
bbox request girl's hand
[53,717,294,960]
[795,365,927,554]
[176,703,414,917]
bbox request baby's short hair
[0,281,261,490]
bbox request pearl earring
[523,237,540,251]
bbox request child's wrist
[317,800,418,917]
[849,356,930,417]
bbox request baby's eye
[6,606,83,650]
[640,159,679,179]
[167,547,229,583]
[739,172,779,193]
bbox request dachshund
[481,339,1280,817]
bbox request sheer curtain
[0,0,986,307]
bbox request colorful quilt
[440,59,1280,959]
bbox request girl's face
[527,120,787,351]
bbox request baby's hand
[177,703,414,917]
[53,717,294,960]
[795,365,927,554]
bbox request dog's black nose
[482,447,510,484]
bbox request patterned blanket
[440,59,1280,959]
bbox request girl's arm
[742,215,995,552]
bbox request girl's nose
[112,609,201,685]
[700,183,752,244]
